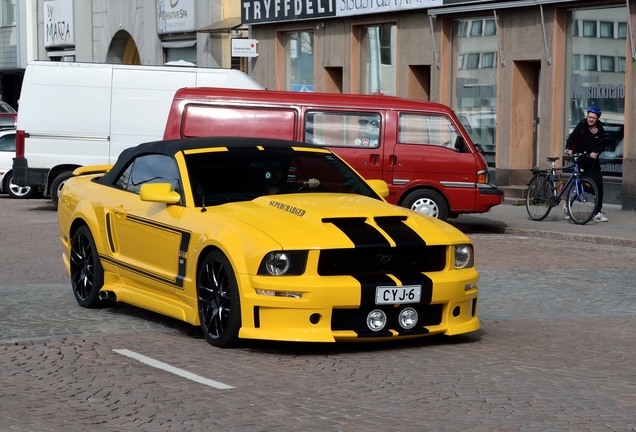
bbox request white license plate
[375,285,422,305]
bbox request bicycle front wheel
[526,174,553,221]
[566,176,599,225]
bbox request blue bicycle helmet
[587,105,602,118]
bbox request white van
[13,61,264,205]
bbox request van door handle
[390,155,397,165]
[370,154,379,165]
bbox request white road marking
[113,349,234,389]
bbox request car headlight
[257,251,308,276]
[454,244,474,269]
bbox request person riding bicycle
[564,105,607,222]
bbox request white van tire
[402,189,448,221]
[5,172,37,199]
[51,171,73,207]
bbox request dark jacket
[566,118,606,169]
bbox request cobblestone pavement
[1,196,635,431]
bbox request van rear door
[303,109,385,181]
[391,112,479,212]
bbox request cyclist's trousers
[584,167,604,213]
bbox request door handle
[113,205,126,216]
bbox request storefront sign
[232,39,259,57]
[44,0,74,47]
[570,75,625,100]
[242,0,443,24]
[156,0,196,34]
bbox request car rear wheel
[70,225,105,308]
[402,189,449,220]
[51,171,73,207]
[197,250,241,348]
[5,172,36,199]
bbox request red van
[163,87,503,220]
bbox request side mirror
[366,179,390,198]
[139,183,180,204]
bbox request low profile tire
[70,225,105,308]
[197,250,241,348]
[51,171,73,207]
[402,189,449,220]
[5,172,36,199]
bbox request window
[484,20,496,36]
[482,52,495,68]
[285,31,314,92]
[398,114,459,150]
[305,111,381,148]
[601,56,615,72]
[458,21,469,37]
[116,154,181,196]
[573,20,579,36]
[618,56,626,72]
[470,20,483,37]
[572,54,580,70]
[600,22,613,38]
[582,21,597,37]
[466,53,480,69]
[584,55,597,71]
[618,22,627,38]
[360,25,396,95]
[1,0,15,27]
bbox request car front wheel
[402,189,449,220]
[70,225,105,308]
[197,250,241,348]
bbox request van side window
[399,114,460,151]
[305,111,381,149]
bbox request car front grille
[317,245,446,276]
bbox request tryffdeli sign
[241,0,536,24]
[242,0,442,24]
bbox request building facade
[242,0,636,210]
[1,0,247,109]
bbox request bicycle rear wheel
[566,176,598,225]
[526,174,553,221]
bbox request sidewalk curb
[455,223,636,248]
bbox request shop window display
[565,7,626,177]
[285,31,314,92]
[451,18,498,167]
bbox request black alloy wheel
[197,250,241,348]
[70,225,105,308]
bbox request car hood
[215,193,468,249]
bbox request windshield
[184,148,381,207]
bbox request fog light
[398,307,418,329]
[366,309,387,332]
[255,289,302,298]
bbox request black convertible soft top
[98,136,322,186]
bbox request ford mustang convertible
[58,137,480,348]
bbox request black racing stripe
[391,272,433,304]
[374,216,426,247]
[353,274,396,306]
[324,217,390,248]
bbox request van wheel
[402,190,448,221]
[5,172,36,199]
[51,171,73,207]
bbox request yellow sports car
[58,137,480,348]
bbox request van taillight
[16,130,25,158]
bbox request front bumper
[236,269,480,343]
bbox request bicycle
[525,153,599,225]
